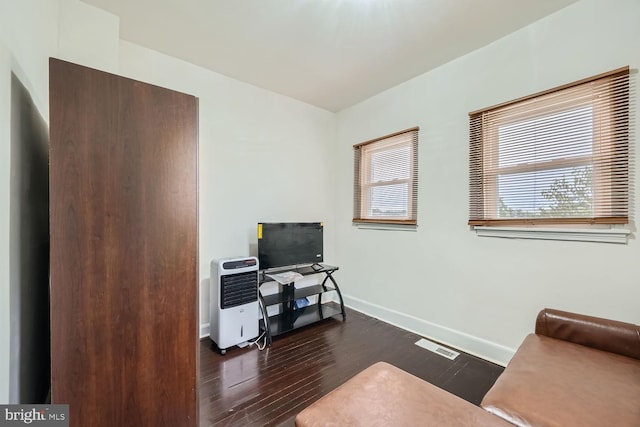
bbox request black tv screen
[258,222,323,270]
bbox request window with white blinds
[469,67,632,226]
[353,127,419,225]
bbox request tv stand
[258,264,345,346]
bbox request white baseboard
[200,322,210,339]
[343,294,515,366]
[198,296,516,365]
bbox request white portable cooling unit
[210,257,260,354]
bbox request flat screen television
[258,222,323,270]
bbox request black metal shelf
[261,284,338,306]
[258,263,345,346]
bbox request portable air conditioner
[210,257,260,354]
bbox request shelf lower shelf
[266,303,343,337]
[261,284,337,306]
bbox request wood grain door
[49,58,198,427]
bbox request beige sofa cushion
[295,361,511,427]
[481,334,640,427]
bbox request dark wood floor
[199,307,504,426]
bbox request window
[469,67,631,227]
[353,127,419,225]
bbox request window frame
[468,67,630,227]
[353,127,419,225]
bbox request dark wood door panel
[50,58,198,427]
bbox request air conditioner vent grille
[221,271,258,309]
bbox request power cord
[248,330,267,351]
[248,298,268,351]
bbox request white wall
[57,0,119,71]
[0,0,58,118]
[335,0,640,364]
[0,0,59,403]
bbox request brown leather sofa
[295,309,640,427]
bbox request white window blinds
[353,127,419,225]
[469,67,632,226]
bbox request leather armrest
[535,308,640,360]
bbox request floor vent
[415,338,460,360]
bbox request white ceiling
[80,0,578,112]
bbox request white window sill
[354,222,417,231]
[474,226,631,244]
